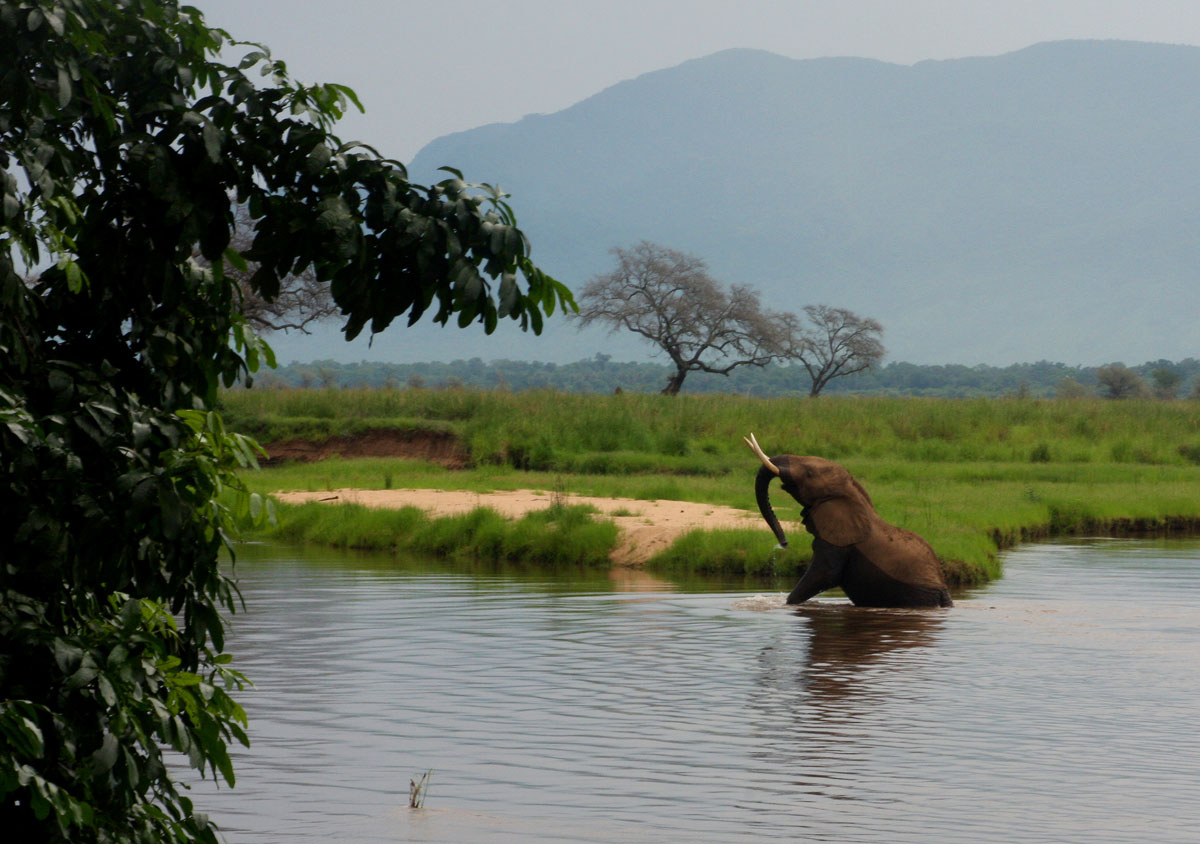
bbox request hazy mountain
[271,40,1200,367]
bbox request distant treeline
[251,355,1200,399]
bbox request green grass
[259,500,619,566]
[648,529,811,577]
[223,388,1200,468]
[227,390,1200,585]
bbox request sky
[193,1,1200,365]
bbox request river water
[195,538,1200,843]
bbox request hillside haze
[272,40,1200,367]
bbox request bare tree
[794,305,885,396]
[576,242,796,394]
[214,204,341,334]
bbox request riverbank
[249,455,1200,586]
[228,390,1200,585]
[272,488,764,566]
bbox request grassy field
[226,389,1200,585]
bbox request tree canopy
[0,1,570,841]
[1095,364,1148,400]
[235,355,1200,399]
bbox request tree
[0,3,571,841]
[1055,377,1092,399]
[1150,367,1182,400]
[793,305,885,396]
[576,242,795,394]
[1095,364,1147,399]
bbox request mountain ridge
[271,40,1200,367]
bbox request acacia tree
[0,2,571,842]
[794,305,885,396]
[576,242,796,394]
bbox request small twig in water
[409,769,432,809]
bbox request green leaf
[331,83,364,113]
[67,655,100,689]
[498,272,518,317]
[305,142,331,174]
[93,733,119,774]
[0,704,45,757]
[464,273,483,302]
[64,260,85,293]
[97,674,117,706]
[54,640,83,674]
[202,121,221,162]
[57,66,72,108]
[223,247,248,273]
[238,50,265,69]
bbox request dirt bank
[261,429,471,468]
[271,487,770,566]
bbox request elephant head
[744,432,875,548]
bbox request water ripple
[191,538,1200,843]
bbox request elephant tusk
[744,432,780,475]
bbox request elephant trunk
[755,464,789,548]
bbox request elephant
[745,433,952,608]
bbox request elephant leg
[786,538,852,604]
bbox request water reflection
[747,604,946,813]
[780,605,941,702]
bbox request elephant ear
[809,498,871,547]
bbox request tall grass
[648,529,810,577]
[223,389,1200,469]
[261,500,619,566]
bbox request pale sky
[197,0,1200,162]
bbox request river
[193,537,1200,843]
